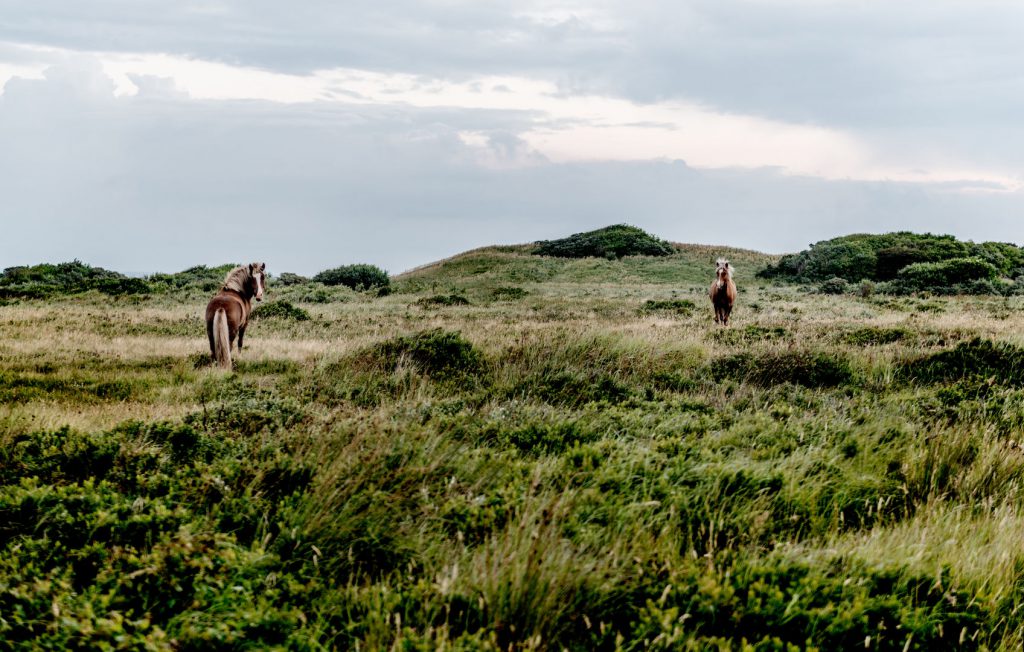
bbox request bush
[415,294,470,308]
[633,557,984,650]
[147,264,236,291]
[641,299,696,315]
[0,261,151,298]
[313,264,390,291]
[363,329,485,383]
[901,337,1024,385]
[251,300,311,321]
[711,351,854,388]
[276,272,310,286]
[534,224,674,259]
[896,257,998,291]
[841,326,913,346]
[758,232,1022,284]
[492,286,528,301]
[818,277,848,295]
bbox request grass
[3,245,1024,649]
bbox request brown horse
[205,262,266,368]
[710,258,736,326]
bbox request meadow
[3,242,1024,650]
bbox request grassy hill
[4,234,1024,649]
[396,242,777,289]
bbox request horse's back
[205,292,246,336]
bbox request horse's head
[716,258,732,282]
[248,262,266,301]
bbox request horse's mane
[222,265,251,293]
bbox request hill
[396,242,777,290]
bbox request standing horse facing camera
[710,259,736,326]
[206,262,266,369]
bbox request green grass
[3,247,1024,649]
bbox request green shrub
[416,294,470,308]
[313,264,390,291]
[0,261,151,298]
[534,224,674,259]
[711,351,854,387]
[901,337,1024,385]
[758,232,1022,284]
[841,326,913,346]
[641,299,696,315]
[491,286,528,301]
[513,370,631,407]
[896,257,998,291]
[251,300,311,321]
[633,557,984,650]
[363,329,485,383]
[147,264,236,291]
[818,277,848,295]
[276,272,310,286]
[711,324,789,345]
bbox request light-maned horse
[710,258,736,326]
[206,262,266,369]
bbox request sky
[1,0,1023,275]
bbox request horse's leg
[238,324,246,350]
[206,320,216,358]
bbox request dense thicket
[313,264,390,291]
[0,261,149,298]
[534,224,675,259]
[760,232,1024,292]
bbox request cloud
[1,61,1021,278]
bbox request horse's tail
[212,308,232,369]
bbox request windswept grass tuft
[711,350,855,388]
[902,337,1024,385]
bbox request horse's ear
[260,262,266,271]
[248,263,255,273]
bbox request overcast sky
[2,1,1023,275]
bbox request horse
[205,262,266,369]
[710,258,737,326]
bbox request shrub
[533,224,674,259]
[901,337,1024,385]
[841,326,913,346]
[415,294,470,308]
[492,286,528,301]
[313,264,390,291]
[896,257,998,291]
[251,300,311,321]
[633,557,984,650]
[711,351,854,387]
[711,324,789,345]
[147,264,236,291]
[0,261,150,298]
[818,277,848,295]
[859,279,875,297]
[364,329,485,382]
[276,272,310,286]
[641,299,696,315]
[758,232,1022,284]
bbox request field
[4,243,1024,650]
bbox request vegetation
[313,264,390,291]
[534,224,675,259]
[251,299,311,321]
[4,235,1024,649]
[0,261,149,298]
[760,232,1024,294]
